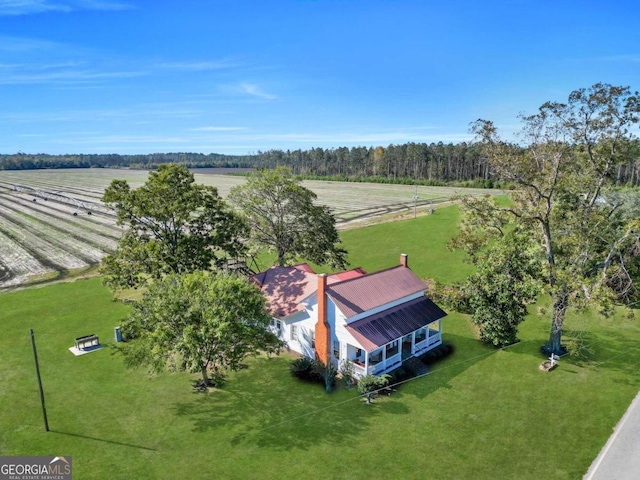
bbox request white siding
[281,310,316,358]
[279,290,430,369]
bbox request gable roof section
[327,267,367,283]
[326,266,426,318]
[250,264,316,318]
[345,296,447,351]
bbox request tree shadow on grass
[499,339,546,359]
[173,355,409,451]
[389,332,496,401]
[563,326,640,386]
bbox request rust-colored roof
[250,264,317,318]
[326,266,426,318]
[327,267,367,283]
[345,296,447,351]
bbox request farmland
[0,168,501,289]
[1,209,638,479]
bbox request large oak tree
[101,164,247,290]
[119,271,283,387]
[461,83,640,355]
[228,167,347,269]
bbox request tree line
[0,152,255,170]
[3,140,640,186]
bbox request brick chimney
[315,273,331,366]
[400,253,409,268]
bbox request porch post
[364,350,369,375]
[382,343,387,370]
[411,331,416,355]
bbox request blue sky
[1,0,638,155]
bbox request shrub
[290,357,337,391]
[310,360,328,383]
[339,359,356,389]
[289,357,316,381]
[391,366,407,381]
[419,351,436,364]
[419,344,454,366]
[358,374,391,403]
[319,361,337,392]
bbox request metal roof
[328,267,367,283]
[250,264,317,317]
[250,264,367,318]
[345,296,447,351]
[326,265,427,318]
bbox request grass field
[246,196,475,282]
[1,206,639,479]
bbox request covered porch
[350,321,442,377]
[344,295,446,378]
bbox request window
[311,330,315,348]
[333,340,340,360]
[290,324,299,341]
[369,349,382,364]
[386,340,399,357]
[271,319,282,336]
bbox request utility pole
[413,184,419,219]
[30,329,49,432]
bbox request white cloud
[158,59,243,71]
[0,103,203,123]
[0,60,84,70]
[598,54,640,63]
[76,0,132,11]
[0,0,132,15]
[240,82,277,99]
[224,82,277,100]
[237,131,472,145]
[0,0,70,15]
[51,134,190,145]
[190,126,247,132]
[0,36,62,51]
[0,66,145,84]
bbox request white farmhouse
[251,254,447,378]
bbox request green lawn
[1,207,639,479]
[340,205,473,282]
[256,204,473,282]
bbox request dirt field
[0,168,501,288]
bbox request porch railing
[428,332,441,346]
[351,332,442,378]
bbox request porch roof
[344,296,447,351]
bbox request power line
[238,343,515,439]
[238,341,640,439]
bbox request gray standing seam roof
[345,296,447,351]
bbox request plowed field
[0,169,501,288]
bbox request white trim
[344,291,425,323]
